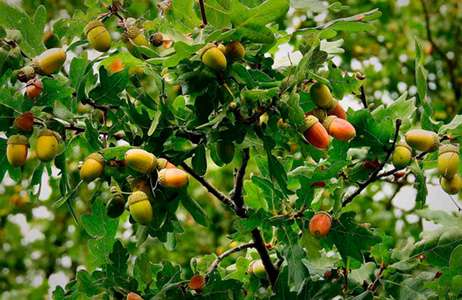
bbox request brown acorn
[189,274,205,292]
[301,115,330,149]
[127,292,143,300]
[309,212,332,238]
[323,116,356,141]
[149,33,163,47]
[26,78,43,99]
[326,98,347,120]
[13,112,34,133]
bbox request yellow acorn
[7,135,28,167]
[405,129,439,152]
[225,41,245,62]
[80,153,105,183]
[310,83,332,108]
[158,168,189,188]
[123,25,148,56]
[200,44,227,72]
[247,260,267,279]
[128,191,153,225]
[36,128,59,162]
[393,140,412,170]
[441,173,462,195]
[438,144,460,179]
[124,149,157,174]
[85,20,112,52]
[33,48,66,75]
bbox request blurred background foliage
[1,0,461,298]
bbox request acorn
[200,44,227,72]
[158,168,189,188]
[128,191,153,225]
[33,48,66,75]
[309,212,332,238]
[156,158,176,170]
[323,116,356,141]
[127,292,143,300]
[80,153,105,183]
[392,140,412,170]
[36,128,59,162]
[26,78,43,99]
[405,129,439,152]
[217,43,226,54]
[301,115,330,149]
[106,194,126,218]
[305,108,327,123]
[247,260,267,279]
[7,135,28,167]
[441,173,462,195]
[13,112,34,133]
[85,20,112,52]
[217,140,235,164]
[225,41,245,62]
[189,274,205,292]
[326,98,347,120]
[310,83,332,108]
[123,24,148,56]
[438,144,460,179]
[149,33,163,47]
[124,149,157,174]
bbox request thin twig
[230,148,250,210]
[198,0,208,27]
[368,264,386,291]
[205,242,255,278]
[180,162,237,211]
[358,85,367,109]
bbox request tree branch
[205,242,255,278]
[180,162,237,212]
[198,0,207,27]
[230,148,250,210]
[250,228,279,287]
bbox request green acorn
[393,140,412,170]
[438,144,459,179]
[128,191,153,225]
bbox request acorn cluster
[6,113,61,168]
[392,129,461,195]
[301,83,356,149]
[78,148,188,225]
[200,41,245,72]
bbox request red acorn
[301,115,330,149]
[323,116,356,141]
[26,78,43,99]
[326,99,347,120]
[309,212,332,238]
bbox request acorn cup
[13,112,34,133]
[7,135,28,167]
[310,83,333,108]
[225,41,245,62]
[149,33,163,47]
[123,21,149,56]
[322,116,356,141]
[440,173,462,195]
[405,129,439,152]
[200,43,227,72]
[124,149,157,174]
[309,212,332,238]
[156,158,176,170]
[80,153,105,183]
[85,20,112,52]
[305,108,327,123]
[36,128,59,162]
[301,115,330,149]
[26,78,43,99]
[158,168,189,188]
[438,144,460,179]
[326,98,347,120]
[106,194,126,219]
[247,260,267,279]
[128,191,153,225]
[392,140,412,170]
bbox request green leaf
[411,226,462,268]
[179,189,211,227]
[134,253,159,290]
[438,114,462,136]
[384,271,436,300]
[100,146,134,161]
[107,240,129,278]
[89,68,129,106]
[372,92,417,132]
[409,161,427,207]
[325,211,382,262]
[163,41,203,68]
[0,3,46,57]
[192,144,207,176]
[81,199,119,267]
